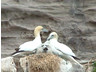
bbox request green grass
[92,61,96,72]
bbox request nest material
[20,53,61,72]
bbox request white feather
[44,32,83,67]
[18,26,44,52]
[19,35,42,51]
[45,39,75,57]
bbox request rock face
[1,0,96,61]
[1,56,17,72]
[1,53,84,72]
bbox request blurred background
[1,0,96,71]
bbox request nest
[20,53,61,72]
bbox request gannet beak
[47,36,52,41]
[42,28,49,33]
[47,38,50,41]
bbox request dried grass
[20,53,61,72]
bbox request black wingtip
[11,50,25,55]
[72,56,80,60]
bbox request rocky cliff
[1,0,96,63]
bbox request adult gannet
[44,32,82,67]
[12,26,48,55]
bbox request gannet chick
[36,44,52,54]
[44,32,82,67]
[12,26,48,55]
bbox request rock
[19,53,84,72]
[1,0,96,72]
[1,53,85,72]
[1,56,17,72]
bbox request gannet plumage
[19,26,43,51]
[44,32,82,67]
[36,44,52,54]
[12,26,48,56]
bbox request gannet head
[34,26,48,37]
[47,32,58,41]
[36,44,52,54]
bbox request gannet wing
[55,43,76,57]
[19,41,41,51]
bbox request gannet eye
[51,35,54,36]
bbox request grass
[92,61,96,72]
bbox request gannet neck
[53,37,58,40]
[34,30,40,37]
[50,38,58,43]
[34,33,41,43]
[34,26,43,37]
[55,34,58,40]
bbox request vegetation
[92,61,96,72]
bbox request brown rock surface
[1,0,96,62]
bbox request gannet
[36,44,52,54]
[44,32,82,67]
[12,26,48,55]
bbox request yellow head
[34,26,43,37]
[47,32,58,41]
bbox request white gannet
[12,26,48,55]
[44,32,82,67]
[36,44,52,54]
